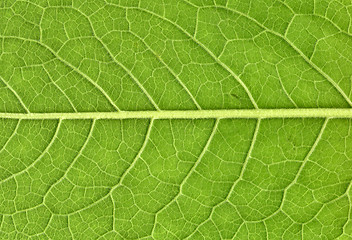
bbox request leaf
[0,0,351,239]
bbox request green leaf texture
[0,0,352,239]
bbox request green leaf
[0,0,351,239]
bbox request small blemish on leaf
[230,93,240,100]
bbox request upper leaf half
[0,0,352,113]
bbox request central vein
[0,109,352,119]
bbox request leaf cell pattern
[0,0,352,239]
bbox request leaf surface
[0,0,352,239]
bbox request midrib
[1,109,352,119]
